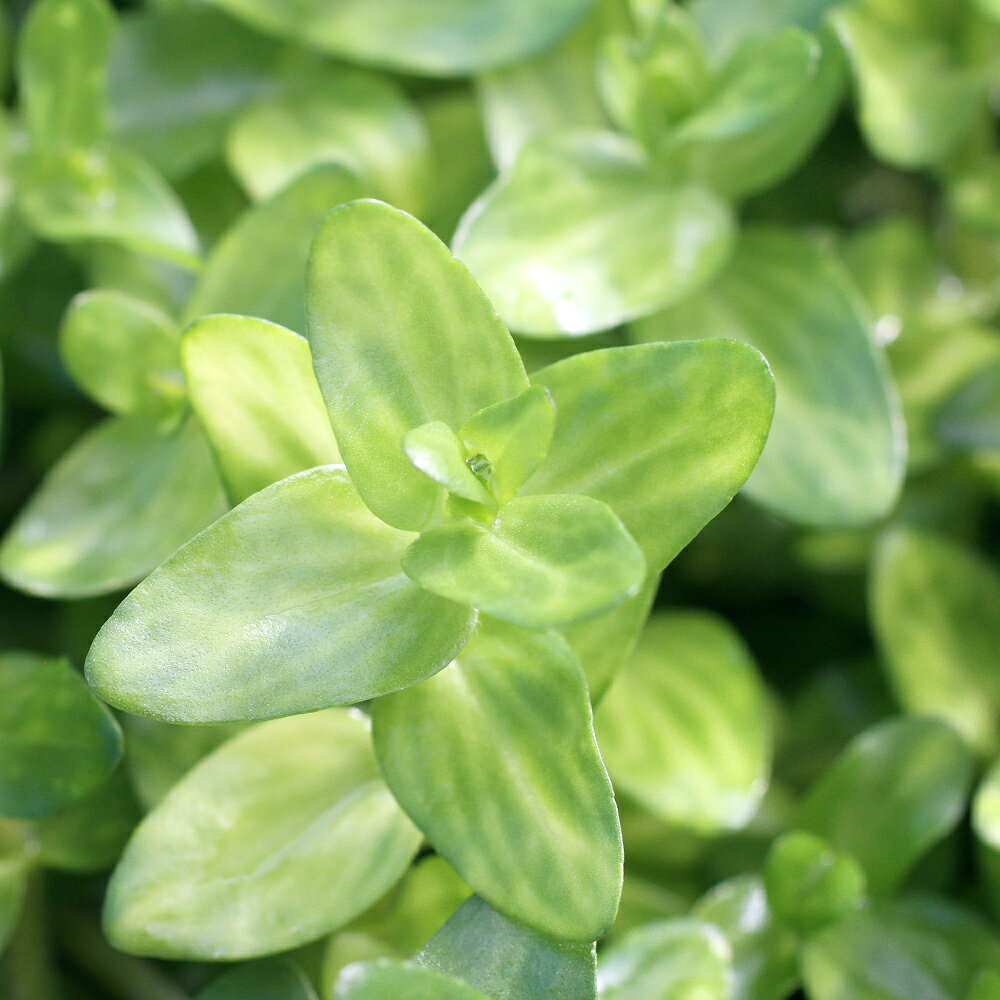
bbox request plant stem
[4,870,59,1000]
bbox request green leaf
[181,314,341,504]
[200,0,595,76]
[0,415,225,598]
[937,358,1000,452]
[104,710,421,959]
[86,465,475,723]
[597,918,732,1000]
[404,494,645,628]
[596,610,771,833]
[633,229,904,527]
[60,289,183,419]
[336,960,488,1000]
[197,961,317,1000]
[185,164,365,334]
[763,831,866,936]
[524,340,775,573]
[801,896,1000,1000]
[967,970,1000,1000]
[971,758,1000,919]
[454,132,734,336]
[372,619,622,942]
[0,652,122,819]
[796,717,973,896]
[306,199,527,531]
[0,854,27,952]
[871,528,1000,754]
[403,422,496,507]
[227,59,431,213]
[416,895,597,1000]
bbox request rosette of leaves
[85,199,775,959]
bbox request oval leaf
[197,960,317,1000]
[336,960,488,1000]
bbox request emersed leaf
[454,131,734,336]
[0,415,225,598]
[105,710,421,959]
[416,895,597,1000]
[186,164,365,334]
[524,340,775,573]
[796,717,973,897]
[871,528,1000,754]
[60,289,183,419]
[973,759,1000,919]
[182,314,341,504]
[372,619,622,942]
[0,652,122,819]
[595,610,771,834]
[0,854,27,952]
[937,357,1000,452]
[690,0,839,61]
[86,466,476,723]
[200,0,594,77]
[403,494,646,629]
[307,199,527,531]
[597,918,732,1000]
[197,960,317,1000]
[633,228,904,527]
[336,960,488,1000]
[403,422,496,506]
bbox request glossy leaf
[937,358,1000,452]
[596,610,771,833]
[633,228,904,526]
[86,466,475,722]
[417,895,597,1000]
[403,422,496,506]
[372,619,622,942]
[182,315,340,504]
[454,131,734,336]
[0,652,122,819]
[597,918,732,1000]
[307,199,527,531]
[796,717,973,896]
[104,710,421,959]
[871,528,1000,753]
[186,164,365,334]
[690,0,839,60]
[336,960,488,1000]
[60,289,183,419]
[0,415,225,598]
[404,494,645,628]
[197,960,317,1000]
[524,340,775,573]
[200,0,595,76]
[972,758,1000,919]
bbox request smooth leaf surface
[372,619,622,942]
[0,415,225,598]
[454,131,734,336]
[403,494,645,628]
[307,199,527,531]
[972,758,1000,918]
[86,465,475,722]
[0,855,26,952]
[336,960,488,1000]
[197,960,317,1000]
[633,228,904,526]
[105,710,421,959]
[186,164,364,334]
[796,717,973,896]
[0,652,122,819]
[524,340,775,573]
[937,359,1000,451]
[690,0,839,61]
[417,895,597,1000]
[182,315,341,504]
[596,610,771,833]
[403,422,495,506]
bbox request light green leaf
[871,528,1000,754]
[403,422,496,507]
[690,0,839,61]
[227,59,431,213]
[416,895,597,1000]
[633,228,904,527]
[0,652,122,819]
[86,465,475,723]
[0,854,27,952]
[970,758,1000,920]
[454,131,734,336]
[198,960,317,1000]
[182,314,341,504]
[403,494,645,629]
[60,289,183,419]
[524,340,775,573]
[796,717,973,896]
[801,896,1000,1000]
[201,0,595,77]
[372,619,622,942]
[597,918,732,1000]
[336,960,488,1000]
[0,415,225,598]
[596,610,771,834]
[306,199,527,531]
[104,710,421,959]
[186,164,364,334]
[967,970,1000,1000]
[937,358,1000,452]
